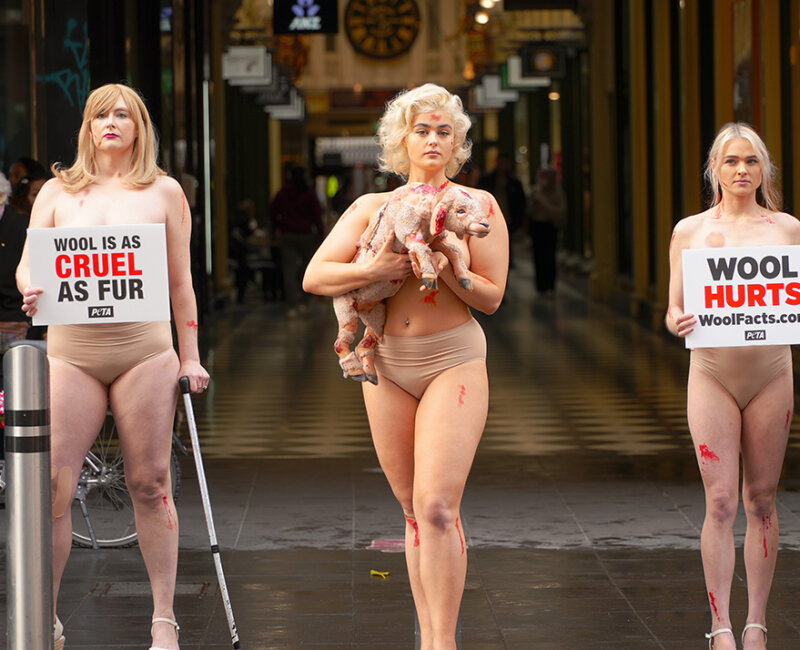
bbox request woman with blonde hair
[17,83,209,650]
[304,83,509,649]
[666,122,800,650]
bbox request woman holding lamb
[304,83,508,649]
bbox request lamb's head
[430,187,491,239]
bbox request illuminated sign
[273,0,339,34]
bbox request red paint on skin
[187,320,199,332]
[709,591,721,621]
[117,172,123,178]
[458,385,466,406]
[79,200,84,207]
[786,410,792,430]
[762,515,773,558]
[181,197,190,224]
[699,444,720,464]
[423,290,439,305]
[430,113,442,121]
[455,517,465,555]
[670,231,676,250]
[488,203,495,218]
[163,496,175,530]
[405,515,420,547]
[762,213,776,224]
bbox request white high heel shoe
[705,627,734,649]
[54,616,65,650]
[149,617,180,650]
[742,623,768,647]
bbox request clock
[344,0,421,60]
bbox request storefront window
[0,1,32,174]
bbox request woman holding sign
[667,123,800,650]
[16,84,208,650]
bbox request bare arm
[303,194,412,296]
[665,221,696,337]
[162,177,209,393]
[436,191,509,314]
[16,178,60,317]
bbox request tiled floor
[2,250,800,648]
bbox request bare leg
[413,360,487,650]
[110,349,181,649]
[362,378,432,646]
[687,366,741,650]
[49,359,110,609]
[740,366,792,650]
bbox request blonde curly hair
[377,83,472,179]
[704,122,781,212]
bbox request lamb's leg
[432,238,473,290]
[333,297,367,381]
[357,301,386,385]
[405,234,438,289]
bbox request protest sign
[28,224,170,325]
[682,245,800,348]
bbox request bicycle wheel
[71,413,181,548]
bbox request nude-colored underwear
[373,318,486,399]
[47,321,174,386]
[690,345,792,410]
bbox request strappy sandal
[705,627,734,649]
[742,622,768,646]
[149,617,180,650]
[54,616,65,650]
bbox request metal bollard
[4,343,53,650]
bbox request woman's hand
[367,232,412,281]
[674,312,696,337]
[179,359,210,394]
[21,287,43,318]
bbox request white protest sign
[28,224,170,325]
[682,245,800,348]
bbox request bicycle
[70,410,187,549]
[0,402,188,549]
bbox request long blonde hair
[54,84,164,192]
[704,122,781,212]
[377,83,472,179]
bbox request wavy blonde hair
[377,83,472,179]
[54,83,164,193]
[704,122,781,212]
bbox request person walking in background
[529,167,566,296]
[478,151,525,267]
[270,165,325,317]
[666,122,799,650]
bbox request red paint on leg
[762,515,773,558]
[163,496,175,530]
[405,515,420,547]
[699,444,720,465]
[187,320,199,332]
[422,290,439,305]
[455,517,465,555]
[457,385,466,406]
[709,591,721,621]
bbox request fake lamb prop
[333,182,490,384]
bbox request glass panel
[0,1,32,173]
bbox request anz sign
[274,0,339,35]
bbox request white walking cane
[179,376,242,649]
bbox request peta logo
[744,329,766,341]
[88,305,114,319]
[289,0,321,31]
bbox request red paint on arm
[187,320,199,332]
[455,517,465,555]
[699,444,720,464]
[423,290,439,305]
[709,591,720,621]
[405,515,420,547]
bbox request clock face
[345,0,421,60]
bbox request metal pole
[4,343,53,650]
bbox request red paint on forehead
[430,113,442,121]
